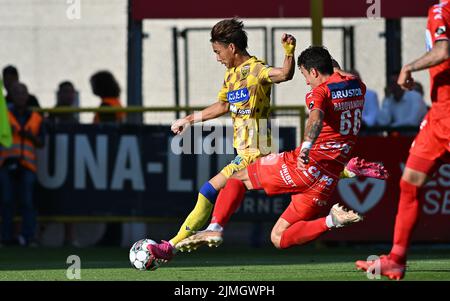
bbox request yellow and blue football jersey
[217,56,273,152]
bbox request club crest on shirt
[241,65,250,79]
[436,25,446,37]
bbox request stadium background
[0,0,448,251]
[0,0,429,118]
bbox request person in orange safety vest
[0,82,44,247]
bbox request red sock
[211,178,246,227]
[279,217,329,248]
[390,179,421,264]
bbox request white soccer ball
[129,239,160,271]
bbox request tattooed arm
[297,109,324,169]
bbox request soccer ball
[129,239,160,271]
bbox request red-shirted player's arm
[409,40,449,70]
[398,5,450,89]
[398,40,450,89]
[297,109,324,169]
[304,109,324,144]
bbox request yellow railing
[35,105,307,139]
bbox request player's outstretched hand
[397,66,415,90]
[171,118,190,135]
[297,148,310,170]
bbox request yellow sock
[340,167,355,179]
[169,193,213,245]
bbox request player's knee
[270,229,283,249]
[402,168,428,187]
[230,169,247,181]
[230,169,253,190]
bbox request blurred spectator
[349,69,379,127]
[412,81,424,96]
[90,71,125,123]
[47,81,81,247]
[2,65,41,108]
[48,81,79,124]
[90,71,124,246]
[412,81,431,113]
[377,73,427,128]
[0,82,45,247]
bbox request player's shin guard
[210,178,246,228]
[170,182,217,245]
[389,179,421,265]
[279,217,329,248]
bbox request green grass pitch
[0,245,449,281]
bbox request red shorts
[279,193,328,224]
[408,112,450,175]
[247,150,339,219]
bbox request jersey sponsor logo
[318,174,334,187]
[230,104,252,116]
[328,80,363,100]
[302,165,334,186]
[330,88,363,100]
[280,164,297,187]
[227,87,250,104]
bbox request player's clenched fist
[397,66,415,90]
[297,140,312,170]
[171,118,190,135]
[282,33,296,57]
[297,148,310,170]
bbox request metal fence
[171,25,355,107]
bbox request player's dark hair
[210,18,248,51]
[297,46,334,75]
[2,65,19,78]
[90,70,120,98]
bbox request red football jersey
[426,1,450,107]
[303,72,366,176]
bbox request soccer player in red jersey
[355,0,450,280]
[177,46,368,252]
[146,20,387,267]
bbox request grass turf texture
[0,245,449,281]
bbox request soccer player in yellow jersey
[148,19,388,264]
[148,18,297,262]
